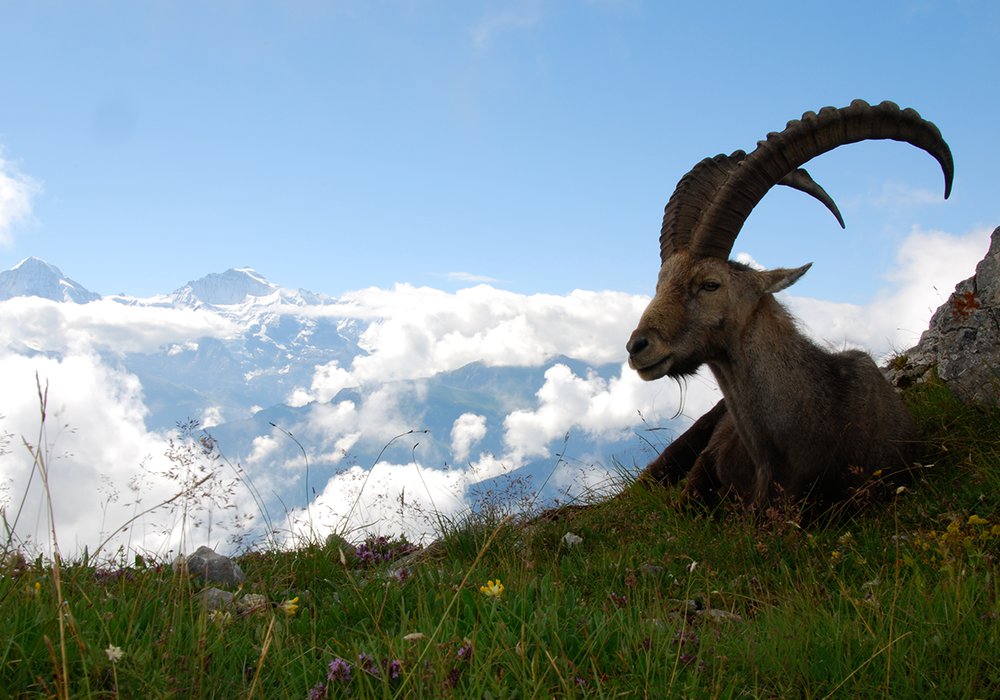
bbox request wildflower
[608,592,627,608]
[687,560,698,574]
[358,652,378,676]
[830,550,843,564]
[327,657,352,683]
[403,632,426,641]
[386,658,402,680]
[456,639,473,661]
[308,682,327,700]
[208,609,232,626]
[968,514,989,526]
[105,645,124,663]
[479,579,504,598]
[278,596,300,617]
[562,531,583,547]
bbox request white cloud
[282,461,469,545]
[0,351,197,558]
[247,434,281,467]
[0,297,237,355]
[445,271,500,284]
[201,405,224,428]
[786,225,993,357]
[288,359,355,405]
[451,413,487,463]
[290,284,647,389]
[501,362,719,464]
[0,150,41,247]
[3,224,990,554]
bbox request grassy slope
[1,380,997,699]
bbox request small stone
[197,587,234,612]
[236,593,269,616]
[184,546,246,587]
[699,608,743,623]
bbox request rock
[324,532,357,558]
[887,225,1000,405]
[236,593,269,616]
[184,546,246,587]
[197,587,234,612]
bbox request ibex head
[627,99,954,381]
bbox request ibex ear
[761,263,812,294]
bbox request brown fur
[627,253,916,512]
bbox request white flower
[105,645,124,663]
[687,560,698,574]
[562,531,583,547]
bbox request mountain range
[1,257,667,540]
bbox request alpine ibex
[627,100,953,512]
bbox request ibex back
[627,100,953,512]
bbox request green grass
[1,380,998,698]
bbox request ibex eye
[700,281,721,292]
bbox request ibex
[627,100,953,512]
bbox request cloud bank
[0,225,991,554]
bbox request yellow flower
[967,514,989,526]
[208,609,232,626]
[479,579,504,598]
[829,550,843,564]
[278,596,300,617]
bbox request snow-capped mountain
[119,268,365,429]
[0,257,101,303]
[1,258,667,545]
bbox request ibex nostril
[626,337,649,356]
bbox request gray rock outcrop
[887,225,1000,405]
[182,545,247,587]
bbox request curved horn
[777,168,845,229]
[688,99,953,260]
[659,156,845,262]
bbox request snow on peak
[175,268,279,306]
[0,257,101,303]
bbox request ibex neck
[707,298,817,428]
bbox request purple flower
[358,652,378,676]
[456,640,473,662]
[308,682,327,700]
[327,657,352,683]
[386,658,402,680]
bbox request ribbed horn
[687,99,953,260]
[659,157,845,263]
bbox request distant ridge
[0,257,101,303]
[172,267,279,306]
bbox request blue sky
[1,1,998,303]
